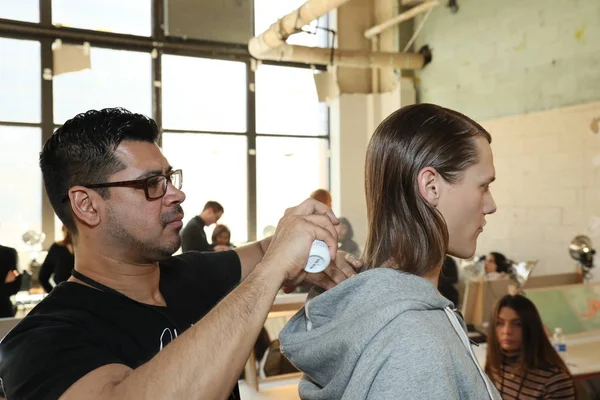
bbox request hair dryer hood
[22,230,46,247]
[509,260,538,287]
[569,235,595,269]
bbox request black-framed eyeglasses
[82,169,183,200]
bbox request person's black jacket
[181,216,211,252]
[0,245,23,317]
[438,256,459,307]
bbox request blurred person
[211,224,235,252]
[486,294,575,399]
[39,225,75,293]
[485,251,511,280]
[0,243,22,317]
[310,189,332,208]
[336,217,360,257]
[438,256,460,307]
[181,200,223,252]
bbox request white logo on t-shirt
[159,327,179,351]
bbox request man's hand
[289,251,363,290]
[258,198,339,284]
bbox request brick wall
[414,0,600,121]
[477,101,600,279]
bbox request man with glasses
[0,108,360,400]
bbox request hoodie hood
[279,268,451,390]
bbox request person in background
[336,217,360,257]
[438,256,460,307]
[310,189,332,208]
[486,294,575,399]
[211,224,235,252]
[39,225,75,293]
[280,103,500,399]
[0,244,22,318]
[180,200,223,252]
[485,251,511,280]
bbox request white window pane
[162,56,247,132]
[256,65,328,136]
[0,0,39,22]
[256,137,328,238]
[162,133,248,243]
[52,0,151,36]
[0,38,41,123]
[53,48,152,124]
[0,127,42,250]
[254,0,329,47]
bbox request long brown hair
[485,294,570,377]
[362,103,491,275]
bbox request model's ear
[417,167,442,207]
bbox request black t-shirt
[0,250,242,400]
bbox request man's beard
[106,206,182,261]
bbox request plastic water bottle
[552,327,568,361]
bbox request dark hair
[203,201,224,214]
[310,189,332,205]
[490,252,510,274]
[338,217,354,241]
[485,295,570,377]
[40,108,159,234]
[363,103,491,275]
[211,224,231,244]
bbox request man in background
[181,200,223,252]
[0,243,22,318]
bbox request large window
[1,1,330,244]
[255,65,328,136]
[53,47,152,124]
[0,38,41,123]
[256,137,329,238]
[162,56,247,132]
[0,127,42,250]
[52,0,151,36]
[162,133,249,243]
[0,0,39,23]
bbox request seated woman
[280,104,501,399]
[39,225,74,293]
[336,217,360,257]
[485,251,511,280]
[210,224,235,252]
[486,294,575,399]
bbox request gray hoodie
[279,268,501,400]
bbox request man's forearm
[236,236,273,280]
[112,262,282,399]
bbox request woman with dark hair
[39,225,74,293]
[280,104,500,399]
[486,294,575,399]
[336,217,360,257]
[485,251,511,280]
[210,224,235,252]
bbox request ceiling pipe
[249,0,351,57]
[255,42,427,69]
[248,0,429,70]
[364,0,439,39]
